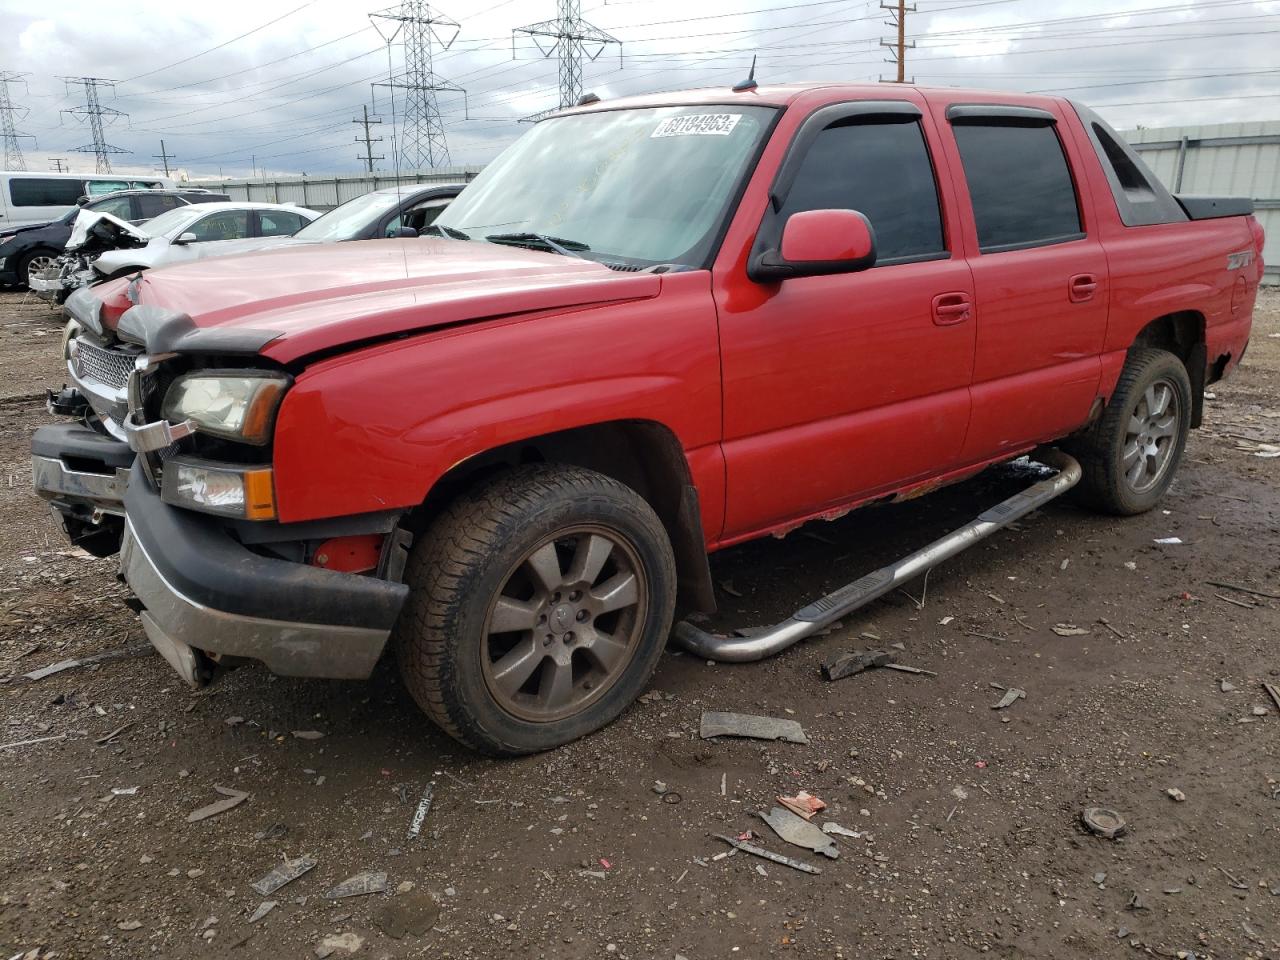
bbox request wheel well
[1131,311,1207,428]
[412,421,716,614]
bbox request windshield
[295,191,403,242]
[141,205,209,239]
[434,105,775,266]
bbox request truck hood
[104,238,662,364]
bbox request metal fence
[193,166,486,211]
[1124,121,1278,285]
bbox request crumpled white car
[88,201,320,281]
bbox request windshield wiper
[485,231,590,259]
[424,223,471,240]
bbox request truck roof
[549,81,1067,115]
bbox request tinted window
[258,211,306,237]
[951,122,1081,251]
[9,178,83,207]
[779,120,945,261]
[186,210,249,242]
[90,196,135,220]
[137,193,184,219]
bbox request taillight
[1248,214,1265,256]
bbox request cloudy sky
[2,0,1278,180]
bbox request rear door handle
[932,292,972,326]
[1069,273,1099,302]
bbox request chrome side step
[672,450,1082,663]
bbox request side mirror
[392,226,418,239]
[173,232,198,245]
[749,209,877,283]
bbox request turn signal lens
[161,457,276,521]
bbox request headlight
[161,456,276,520]
[161,370,290,445]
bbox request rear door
[716,98,977,539]
[256,209,309,238]
[928,99,1109,460]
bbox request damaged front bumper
[32,421,134,556]
[119,463,409,687]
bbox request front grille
[74,340,136,390]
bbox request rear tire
[1070,347,1192,515]
[396,464,677,756]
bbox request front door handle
[932,292,972,326]
[1069,273,1099,303]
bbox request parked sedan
[88,201,320,281]
[0,188,228,288]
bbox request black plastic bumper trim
[32,422,136,470]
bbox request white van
[0,171,177,228]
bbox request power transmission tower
[0,71,36,171]
[515,0,621,119]
[60,77,129,173]
[880,0,915,84]
[370,2,466,171]
[353,105,385,172]
[153,139,175,176]
[50,158,67,172]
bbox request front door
[716,102,976,540]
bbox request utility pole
[515,0,621,119]
[60,77,129,173]
[153,139,175,177]
[50,158,67,172]
[880,0,915,84]
[371,2,466,170]
[353,104,385,172]
[0,70,36,171]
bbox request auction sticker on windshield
[651,114,743,137]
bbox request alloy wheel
[1122,378,1180,493]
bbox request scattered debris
[1206,580,1280,600]
[375,892,440,939]
[407,782,435,838]
[711,833,822,874]
[1263,681,1280,713]
[777,791,826,820]
[1252,704,1270,717]
[759,806,839,859]
[1217,865,1249,891]
[1096,618,1127,639]
[315,932,364,958]
[117,920,143,931]
[1082,807,1127,839]
[991,687,1026,710]
[1167,787,1186,802]
[94,721,135,745]
[820,822,861,839]
[255,823,288,842]
[938,616,954,626]
[0,733,67,751]
[247,901,277,924]
[1051,624,1090,637]
[699,711,808,744]
[652,781,669,795]
[325,871,388,900]
[110,786,139,796]
[291,730,325,740]
[719,580,743,598]
[881,663,937,677]
[1153,537,1183,545]
[821,648,894,681]
[187,785,249,823]
[1216,592,1256,609]
[22,643,152,681]
[251,856,317,896]
[1221,679,1238,693]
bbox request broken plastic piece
[777,791,826,820]
[325,871,388,899]
[991,687,1026,709]
[711,833,821,874]
[408,782,435,838]
[699,711,808,744]
[187,785,249,823]
[250,856,317,895]
[759,806,839,859]
[821,649,894,681]
[1081,807,1127,839]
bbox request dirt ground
[1,286,1278,960]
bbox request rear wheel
[396,464,677,755]
[1071,347,1192,515]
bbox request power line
[0,70,35,171]
[60,77,129,174]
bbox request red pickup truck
[33,83,1263,755]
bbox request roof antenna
[732,55,758,93]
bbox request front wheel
[1071,347,1192,515]
[18,249,59,288]
[396,464,677,755]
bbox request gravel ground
[1,287,1278,960]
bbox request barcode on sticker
[651,113,743,138]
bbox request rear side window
[9,178,83,207]
[136,193,184,219]
[779,119,945,262]
[951,122,1082,252]
[258,211,307,237]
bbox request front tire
[1071,347,1192,515]
[396,464,677,755]
[17,249,59,288]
